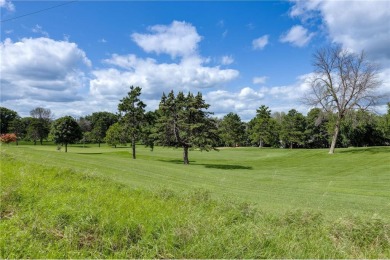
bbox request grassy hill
[1,144,389,258]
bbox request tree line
[1,96,389,163]
[1,46,389,163]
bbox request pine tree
[118,86,146,159]
[155,91,218,165]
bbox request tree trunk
[329,118,341,154]
[132,137,136,159]
[290,142,293,149]
[98,141,100,147]
[65,143,68,153]
[40,138,43,145]
[259,139,263,148]
[183,146,189,165]
[34,140,36,145]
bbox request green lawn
[2,144,390,219]
[1,144,389,258]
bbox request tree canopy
[155,91,218,164]
[50,116,82,152]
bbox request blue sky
[1,0,389,120]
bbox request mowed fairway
[4,144,390,219]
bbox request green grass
[1,144,390,258]
[2,144,390,218]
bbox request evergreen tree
[218,112,246,147]
[155,91,218,165]
[118,86,146,159]
[280,109,306,149]
[248,105,278,147]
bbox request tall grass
[1,150,389,258]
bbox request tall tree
[218,112,246,147]
[280,109,306,149]
[155,91,218,165]
[118,86,146,159]
[305,108,330,148]
[248,105,278,148]
[30,107,52,145]
[0,107,18,134]
[50,116,82,152]
[305,46,382,154]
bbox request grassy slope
[3,144,390,219]
[1,149,389,258]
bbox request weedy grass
[1,147,389,258]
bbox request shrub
[0,133,17,144]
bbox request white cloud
[280,25,314,47]
[0,37,91,106]
[131,20,202,58]
[91,54,239,101]
[289,1,390,64]
[253,76,268,85]
[32,24,49,37]
[0,0,14,11]
[205,87,265,120]
[221,55,234,65]
[252,35,269,50]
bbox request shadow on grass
[338,147,390,154]
[159,159,252,170]
[201,164,253,170]
[77,153,103,155]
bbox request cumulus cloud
[131,20,202,58]
[221,55,234,65]
[205,87,265,120]
[252,35,269,50]
[90,54,239,101]
[0,0,14,11]
[253,76,268,85]
[0,37,91,105]
[280,25,314,47]
[90,21,239,107]
[289,1,390,64]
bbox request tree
[305,46,382,154]
[105,122,128,148]
[77,117,92,147]
[377,103,390,145]
[50,116,82,152]
[118,86,146,159]
[30,107,52,145]
[86,112,118,147]
[155,91,218,165]
[280,109,306,149]
[305,108,330,148]
[141,111,158,151]
[248,105,278,147]
[9,117,27,145]
[0,107,18,134]
[218,112,246,147]
[26,118,41,145]
[341,109,387,147]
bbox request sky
[1,0,389,120]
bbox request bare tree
[305,46,382,154]
[30,107,53,145]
